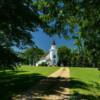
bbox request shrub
[38,62,48,66]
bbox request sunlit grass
[16,65,59,76]
[70,67,100,99]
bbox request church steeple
[52,40,56,46]
[36,40,58,66]
[50,40,58,66]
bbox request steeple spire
[52,40,56,45]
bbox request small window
[53,55,56,58]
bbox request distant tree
[38,62,48,66]
[58,46,71,66]
[0,46,22,69]
[19,47,45,65]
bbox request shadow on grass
[14,77,70,100]
[68,78,100,100]
[0,71,100,100]
[68,78,89,89]
[27,78,100,100]
[31,77,69,95]
[70,91,100,100]
[0,71,46,100]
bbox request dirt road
[14,67,70,100]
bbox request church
[36,41,58,66]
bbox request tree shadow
[0,71,46,100]
[68,78,89,90]
[70,91,100,100]
[68,78,100,100]
[14,76,70,100]
[0,71,100,100]
[15,77,100,100]
[31,77,69,95]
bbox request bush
[38,62,48,66]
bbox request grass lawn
[69,67,100,100]
[0,66,59,100]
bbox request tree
[0,46,22,69]
[34,0,100,67]
[19,47,45,65]
[58,46,71,66]
[0,0,46,67]
[1,0,100,67]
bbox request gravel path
[13,67,70,100]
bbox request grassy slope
[16,66,59,76]
[70,67,100,99]
[0,66,59,100]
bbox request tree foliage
[0,0,46,67]
[34,0,100,67]
[58,46,71,66]
[0,0,46,48]
[0,46,22,69]
[0,0,100,67]
[19,47,45,65]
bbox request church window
[53,55,56,58]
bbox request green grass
[0,66,59,100]
[16,66,60,76]
[1,66,100,100]
[69,67,100,100]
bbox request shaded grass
[15,77,70,100]
[0,66,59,100]
[69,67,100,100]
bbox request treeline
[18,45,99,68]
[18,47,45,66]
[58,46,99,67]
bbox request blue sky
[14,25,79,52]
[32,28,77,52]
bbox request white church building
[36,41,58,66]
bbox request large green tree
[34,0,100,67]
[58,46,71,66]
[0,0,46,67]
[1,0,100,67]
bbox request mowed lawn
[69,67,100,100]
[0,66,59,100]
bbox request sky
[14,25,79,52]
[32,28,77,52]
